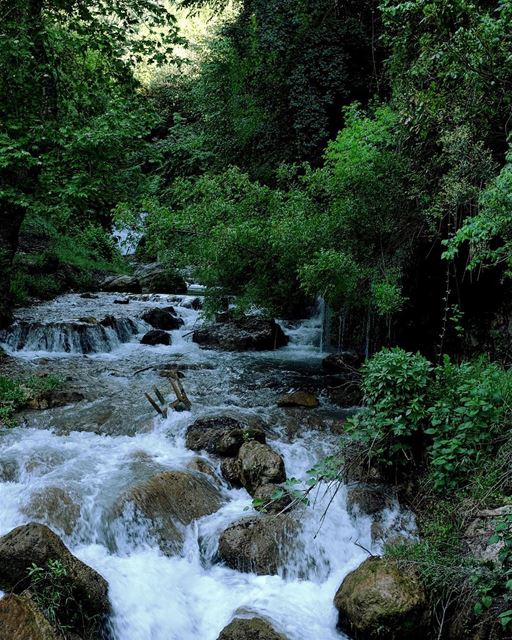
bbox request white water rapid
[0,292,411,640]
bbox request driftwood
[144,373,192,416]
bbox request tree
[0,0,181,326]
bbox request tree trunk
[0,202,26,328]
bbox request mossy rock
[334,557,427,639]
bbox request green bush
[346,348,432,470]
[349,349,512,486]
[428,358,512,489]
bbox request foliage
[346,348,432,469]
[0,375,61,427]
[347,348,512,485]
[27,558,97,638]
[427,358,512,489]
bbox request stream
[0,290,410,640]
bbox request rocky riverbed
[0,290,415,640]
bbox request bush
[346,348,432,471]
[348,349,512,486]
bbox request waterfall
[0,317,139,354]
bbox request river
[0,290,408,639]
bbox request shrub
[346,348,432,471]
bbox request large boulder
[218,515,297,575]
[217,617,286,640]
[141,308,184,331]
[186,417,266,457]
[99,274,142,293]
[115,470,223,554]
[334,557,427,639]
[0,523,109,637]
[193,317,289,351]
[133,263,187,294]
[0,593,58,640]
[21,487,81,536]
[277,391,319,409]
[140,329,171,346]
[238,441,286,495]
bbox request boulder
[347,485,394,518]
[322,352,363,374]
[334,557,427,639]
[0,523,109,635]
[79,293,98,299]
[186,417,266,457]
[220,457,243,488]
[21,487,81,536]
[141,308,184,331]
[0,593,58,640]
[217,617,286,640]
[193,317,288,351]
[133,263,187,294]
[277,391,319,409]
[115,470,223,554]
[218,515,297,575]
[0,459,19,482]
[253,483,292,514]
[140,329,171,346]
[113,297,130,305]
[238,441,286,495]
[99,274,142,294]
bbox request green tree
[0,0,181,326]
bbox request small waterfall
[0,317,138,354]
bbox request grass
[0,374,62,427]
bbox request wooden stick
[145,392,166,417]
[153,385,166,405]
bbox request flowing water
[0,292,411,640]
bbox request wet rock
[347,485,394,518]
[193,317,289,351]
[322,352,363,374]
[140,329,171,346]
[220,457,242,488]
[0,523,109,634]
[141,308,184,330]
[100,274,142,293]
[0,593,58,640]
[114,297,130,305]
[79,293,98,299]
[253,483,292,514]
[187,457,219,482]
[217,617,287,640]
[218,515,298,575]
[334,557,427,639]
[133,263,187,294]
[186,417,266,457]
[0,459,19,482]
[116,470,223,554]
[182,297,202,311]
[238,441,286,495]
[277,391,319,408]
[21,487,81,536]
[25,388,85,411]
[463,505,512,563]
[78,316,98,324]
